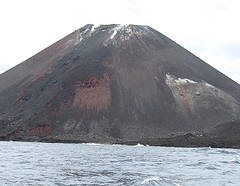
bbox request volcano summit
[0,24,240,147]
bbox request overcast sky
[0,0,239,83]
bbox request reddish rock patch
[27,122,52,136]
[73,73,111,112]
[2,122,53,139]
[177,84,194,112]
[102,61,111,68]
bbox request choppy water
[0,142,239,185]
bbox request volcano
[0,24,240,147]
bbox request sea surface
[0,141,239,186]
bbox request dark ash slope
[0,24,240,147]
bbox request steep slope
[0,24,240,147]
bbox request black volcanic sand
[0,24,240,148]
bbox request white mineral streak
[165,74,217,90]
[76,24,146,47]
[75,30,82,44]
[204,82,215,88]
[165,74,197,85]
[175,78,197,84]
[90,24,100,33]
[110,25,125,39]
[75,28,89,44]
[75,24,100,45]
[104,24,144,46]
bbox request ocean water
[0,142,239,186]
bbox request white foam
[141,176,160,184]
[85,143,101,146]
[136,143,144,147]
[230,157,237,162]
[111,144,124,147]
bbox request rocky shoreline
[0,117,239,149]
[1,120,239,149]
[1,134,239,149]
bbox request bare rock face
[0,24,240,147]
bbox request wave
[173,183,183,186]
[216,149,238,155]
[230,157,240,164]
[141,176,160,184]
[141,176,183,186]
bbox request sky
[0,0,239,83]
